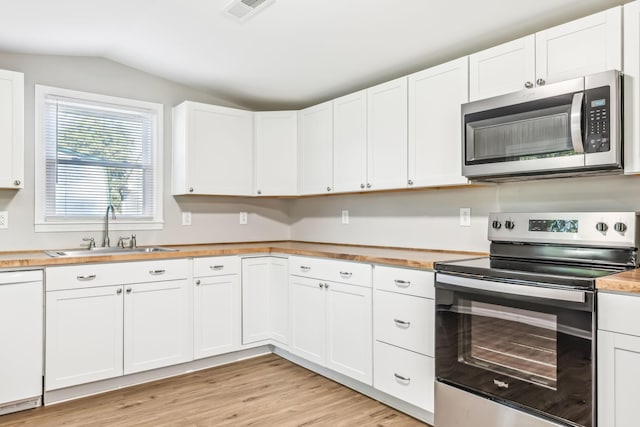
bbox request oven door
[435,272,594,427]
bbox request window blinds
[43,95,156,221]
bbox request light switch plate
[341,210,349,225]
[0,211,8,229]
[459,208,471,227]
[239,212,248,225]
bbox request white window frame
[34,85,164,232]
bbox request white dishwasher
[0,270,43,415]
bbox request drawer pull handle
[149,269,166,275]
[76,275,96,281]
[210,265,224,270]
[393,318,411,328]
[300,266,311,272]
[394,373,411,383]
[394,279,411,287]
[339,271,352,278]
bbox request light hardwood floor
[0,354,429,426]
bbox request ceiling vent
[224,0,275,21]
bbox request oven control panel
[488,212,640,248]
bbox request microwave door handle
[570,92,585,153]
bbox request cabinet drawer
[598,292,640,336]
[193,256,240,277]
[373,341,434,412]
[46,259,189,291]
[374,290,433,356]
[289,256,371,287]
[374,266,434,298]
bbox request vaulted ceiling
[0,0,625,109]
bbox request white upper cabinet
[367,77,408,191]
[0,69,24,189]
[253,111,298,196]
[332,90,368,193]
[172,101,253,196]
[408,57,469,187]
[624,1,640,174]
[536,7,621,85]
[469,36,536,101]
[470,6,621,101]
[298,101,333,195]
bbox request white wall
[0,52,291,251]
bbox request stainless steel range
[434,212,639,427]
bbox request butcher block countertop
[0,241,485,270]
[597,269,640,294]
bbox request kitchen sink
[45,246,179,258]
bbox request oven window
[460,301,558,390]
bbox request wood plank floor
[0,354,430,426]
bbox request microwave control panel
[584,86,610,153]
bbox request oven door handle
[437,273,586,303]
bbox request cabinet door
[598,330,640,427]
[325,281,372,385]
[625,1,640,174]
[45,285,123,390]
[289,275,325,365]
[254,111,298,196]
[269,257,289,346]
[173,102,253,195]
[193,274,240,359]
[408,57,469,187]
[242,257,273,344]
[367,77,408,190]
[123,279,192,375]
[536,7,621,85]
[469,35,536,101]
[0,69,23,189]
[333,90,368,193]
[298,101,333,195]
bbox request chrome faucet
[102,204,116,247]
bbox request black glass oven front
[435,277,594,427]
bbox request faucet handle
[117,236,130,248]
[82,237,96,249]
[130,234,137,249]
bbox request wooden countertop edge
[0,241,486,270]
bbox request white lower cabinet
[242,256,289,346]
[373,265,435,412]
[289,256,373,385]
[598,291,640,427]
[193,256,241,359]
[45,259,191,391]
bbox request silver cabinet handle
[536,78,546,86]
[324,283,329,289]
[116,288,122,294]
[524,81,534,89]
[407,179,413,186]
[360,183,365,189]
[300,266,311,272]
[326,187,331,192]
[13,179,21,186]
[339,271,352,278]
[210,265,224,271]
[126,288,132,293]
[189,187,194,193]
[195,280,201,286]
[394,279,411,287]
[394,318,411,328]
[318,282,323,288]
[394,373,411,383]
[366,183,371,188]
[257,190,262,195]
[149,269,166,275]
[76,275,96,281]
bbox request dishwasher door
[0,270,43,414]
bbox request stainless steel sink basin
[45,246,179,258]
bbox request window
[35,86,163,232]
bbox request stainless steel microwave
[462,70,622,181]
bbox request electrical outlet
[239,212,248,225]
[341,210,349,225]
[182,211,192,226]
[0,211,8,229]
[460,208,471,227]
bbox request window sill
[34,220,164,233]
